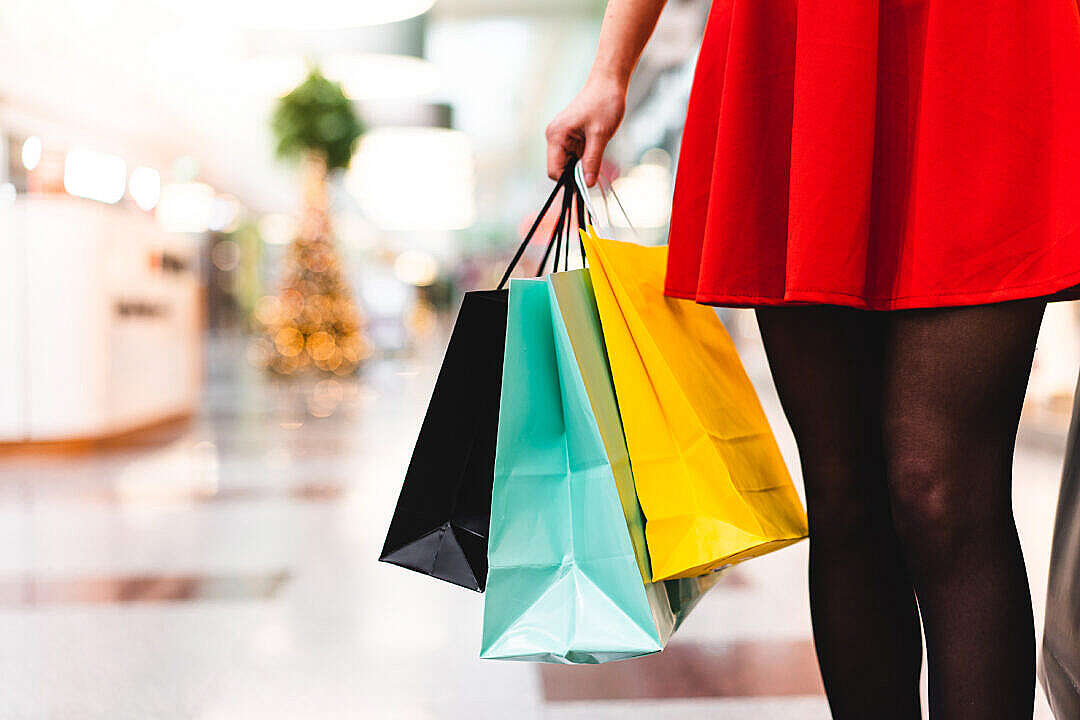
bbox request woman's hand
[545,74,627,187]
[543,0,666,186]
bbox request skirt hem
[664,267,1080,311]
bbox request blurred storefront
[0,0,727,442]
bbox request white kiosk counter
[0,195,202,444]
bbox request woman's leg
[882,299,1045,718]
[757,306,923,719]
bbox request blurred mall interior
[0,1,1072,717]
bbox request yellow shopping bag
[580,227,808,581]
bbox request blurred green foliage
[271,67,364,170]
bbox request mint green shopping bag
[480,269,717,664]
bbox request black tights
[756,299,1045,720]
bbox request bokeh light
[63,148,127,204]
[21,136,42,171]
[129,166,162,211]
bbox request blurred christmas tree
[260,67,371,376]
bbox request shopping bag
[1040,371,1080,718]
[481,269,717,663]
[580,226,808,581]
[380,166,578,591]
[379,290,507,590]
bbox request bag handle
[497,165,571,290]
[551,172,573,274]
[573,161,600,228]
[563,178,580,272]
[556,167,588,272]
[537,176,572,277]
[498,160,589,289]
[572,160,641,241]
[573,180,587,265]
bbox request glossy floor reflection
[0,329,1059,719]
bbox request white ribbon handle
[573,160,641,241]
[573,160,601,227]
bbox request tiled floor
[0,324,1061,719]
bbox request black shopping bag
[379,163,585,591]
[1041,371,1080,718]
[379,289,508,590]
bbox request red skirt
[666,0,1080,310]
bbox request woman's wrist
[587,63,632,93]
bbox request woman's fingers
[581,126,610,187]
[546,78,626,183]
[546,137,568,181]
[545,121,572,180]
[546,119,590,180]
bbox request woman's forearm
[589,0,668,89]
[545,0,666,182]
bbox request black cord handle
[497,160,586,289]
[496,167,569,290]
[531,164,573,279]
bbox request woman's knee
[884,439,1009,569]
[886,450,957,535]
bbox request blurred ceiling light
[258,213,297,245]
[0,183,15,204]
[21,136,42,171]
[245,53,439,101]
[394,250,439,286]
[609,161,674,229]
[209,195,243,232]
[64,149,127,204]
[172,0,436,30]
[129,167,162,211]
[347,127,476,231]
[326,53,440,100]
[156,182,214,233]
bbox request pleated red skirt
[666,0,1080,310]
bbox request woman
[546,1,1080,718]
